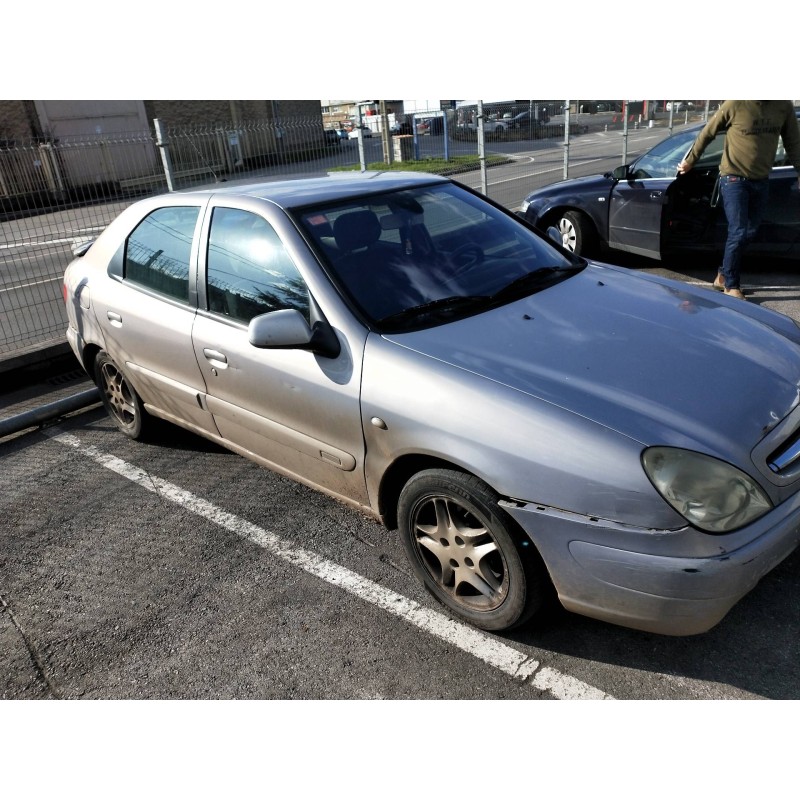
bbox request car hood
[385,264,800,464]
[525,173,611,200]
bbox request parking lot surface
[3,308,800,702]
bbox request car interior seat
[333,210,383,260]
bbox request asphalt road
[3,402,799,702]
[4,278,800,704]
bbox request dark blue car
[518,122,800,262]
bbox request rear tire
[398,469,547,631]
[94,351,150,440]
[556,210,598,256]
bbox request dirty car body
[63,172,800,636]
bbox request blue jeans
[719,174,769,289]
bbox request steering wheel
[449,243,485,273]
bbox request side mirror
[248,309,340,358]
[611,165,629,181]
[546,226,562,245]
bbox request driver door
[191,201,371,507]
[608,130,724,260]
[607,175,673,259]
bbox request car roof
[174,171,449,210]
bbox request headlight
[642,447,772,533]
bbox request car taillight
[62,281,68,305]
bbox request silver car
[63,172,800,636]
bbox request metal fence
[0,101,711,365]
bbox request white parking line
[44,427,613,701]
[0,276,61,293]
[0,237,78,250]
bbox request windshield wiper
[378,295,490,326]
[491,266,581,302]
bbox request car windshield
[629,129,724,178]
[297,182,579,330]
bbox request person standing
[677,100,800,300]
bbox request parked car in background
[391,121,413,135]
[324,129,340,146]
[518,120,800,261]
[468,117,507,136]
[508,111,545,131]
[666,101,694,112]
[348,126,372,139]
[63,172,800,637]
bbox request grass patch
[330,154,509,176]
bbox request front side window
[631,131,724,178]
[124,206,199,302]
[206,207,309,323]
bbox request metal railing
[0,102,709,365]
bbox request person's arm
[678,103,732,174]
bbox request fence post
[154,118,175,192]
[37,141,67,201]
[356,128,367,172]
[477,100,487,195]
[563,101,570,180]
[622,103,629,165]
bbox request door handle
[650,191,663,199]
[107,311,122,326]
[203,348,228,364]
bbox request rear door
[755,138,800,255]
[662,127,800,258]
[92,200,220,436]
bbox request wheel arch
[539,204,601,238]
[378,454,469,530]
[377,454,535,557]
[81,342,103,385]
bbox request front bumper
[502,492,800,636]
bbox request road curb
[0,387,101,438]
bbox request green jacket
[683,100,800,179]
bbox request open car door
[608,129,725,260]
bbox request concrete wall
[0,100,324,142]
[142,100,321,127]
[0,101,40,140]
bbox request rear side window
[206,206,309,323]
[124,206,200,302]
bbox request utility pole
[477,100,487,195]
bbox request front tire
[556,210,597,256]
[94,351,150,439]
[398,469,546,631]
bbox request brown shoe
[712,272,725,291]
[724,287,747,301]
